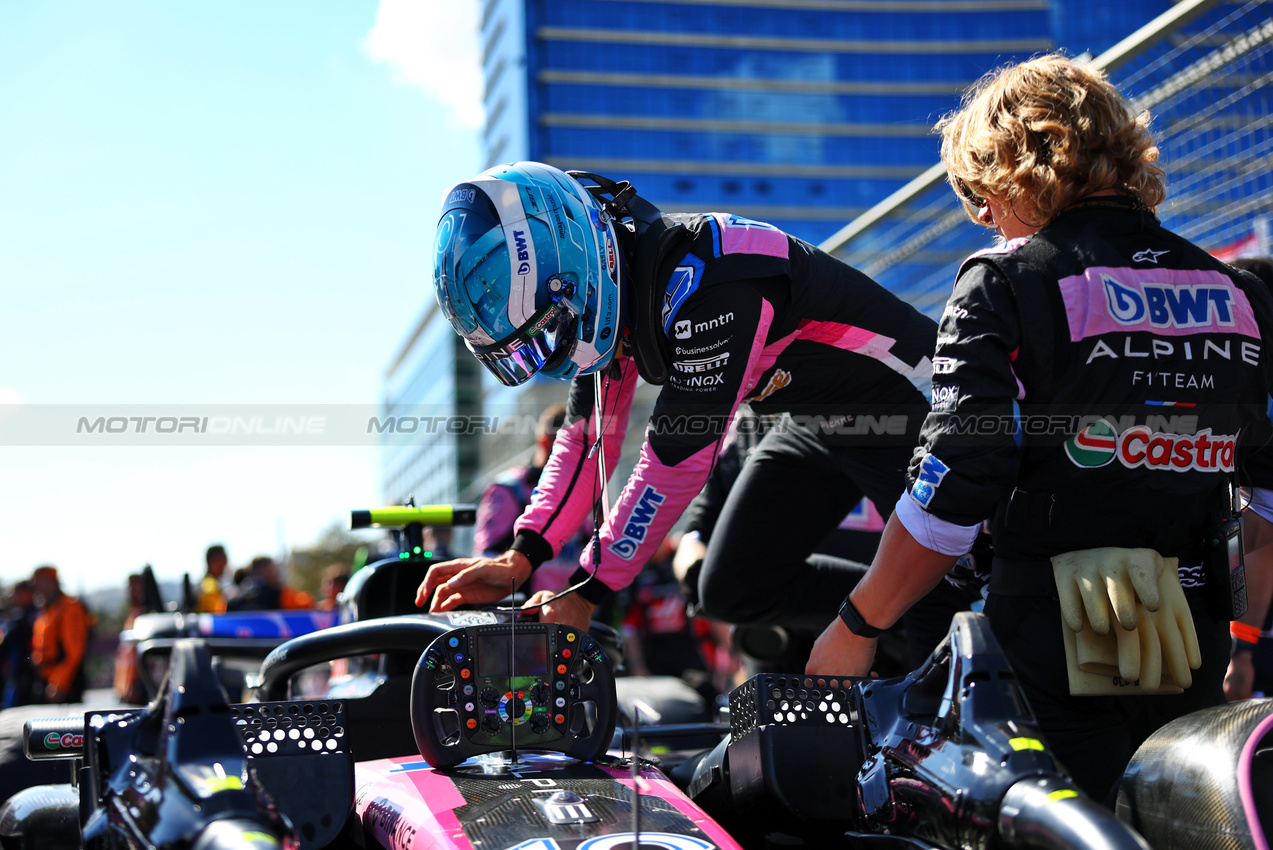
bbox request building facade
[481,0,1171,245]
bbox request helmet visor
[433,201,509,344]
[468,299,577,386]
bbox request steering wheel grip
[565,631,617,762]
[411,624,617,769]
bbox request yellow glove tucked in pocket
[1050,548,1201,696]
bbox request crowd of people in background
[0,566,93,707]
[0,544,349,708]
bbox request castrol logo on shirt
[1065,419,1236,472]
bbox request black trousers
[983,588,1230,805]
[696,414,970,657]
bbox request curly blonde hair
[937,54,1165,228]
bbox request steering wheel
[411,623,617,769]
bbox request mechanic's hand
[44,684,67,704]
[1051,547,1164,634]
[416,550,532,612]
[525,588,595,632]
[805,615,876,676]
[1225,652,1256,701]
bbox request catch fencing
[821,0,1273,318]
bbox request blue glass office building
[382,0,1175,503]
[481,0,1172,246]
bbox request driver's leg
[698,421,867,631]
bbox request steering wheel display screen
[477,634,548,678]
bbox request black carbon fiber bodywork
[1117,697,1273,850]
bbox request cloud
[364,0,485,129]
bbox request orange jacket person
[30,565,93,703]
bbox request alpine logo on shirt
[1064,418,1236,472]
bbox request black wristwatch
[838,595,883,639]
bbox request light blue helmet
[431,162,624,386]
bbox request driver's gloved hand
[1051,547,1200,689]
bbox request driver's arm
[417,363,639,612]
[560,277,777,604]
[510,359,640,572]
[808,514,960,674]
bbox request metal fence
[821,0,1273,319]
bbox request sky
[0,0,484,594]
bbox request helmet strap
[566,170,662,230]
[567,169,684,386]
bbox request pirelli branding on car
[1065,418,1236,472]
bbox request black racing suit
[898,195,1273,802]
[511,212,936,631]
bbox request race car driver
[416,162,936,639]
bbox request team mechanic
[808,55,1273,803]
[416,161,935,636]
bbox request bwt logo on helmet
[44,731,84,750]
[1102,275,1235,329]
[512,229,533,278]
[608,486,666,560]
[1065,419,1237,472]
[446,187,477,205]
